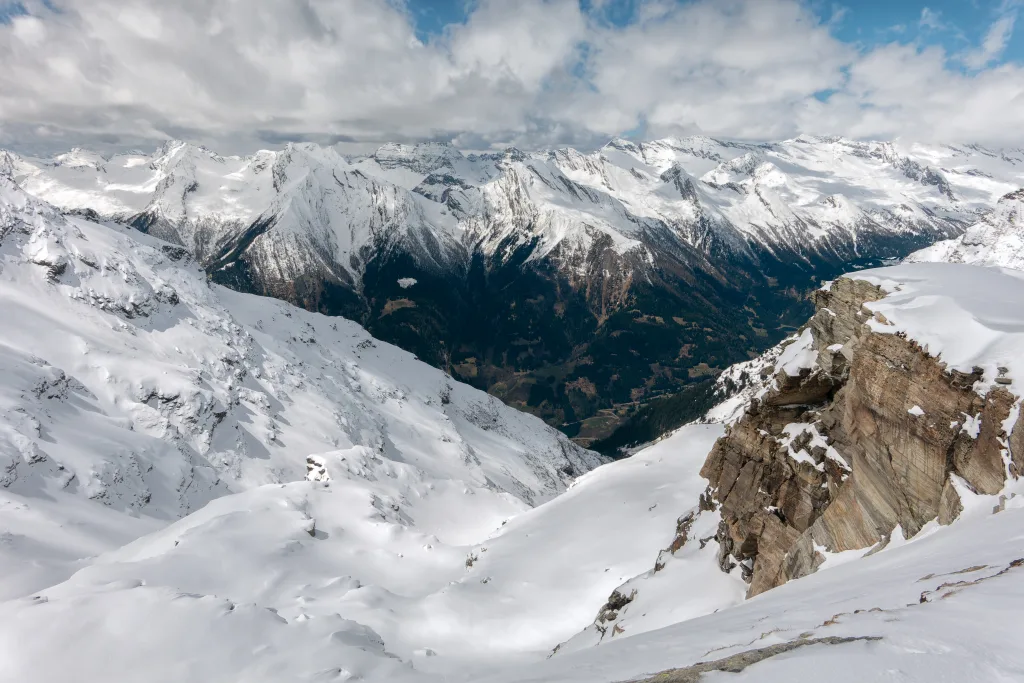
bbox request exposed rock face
[701,277,1022,596]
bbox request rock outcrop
[701,276,1022,596]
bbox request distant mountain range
[4,136,1022,444]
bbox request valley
[7,136,1020,447]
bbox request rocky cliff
[702,269,1023,596]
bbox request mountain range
[4,136,1023,445]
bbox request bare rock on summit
[702,276,1023,597]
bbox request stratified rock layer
[701,277,1021,596]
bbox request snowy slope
[3,204,1024,682]
[482,497,1024,683]
[7,473,1022,683]
[0,176,599,601]
[909,188,1024,269]
[0,424,732,682]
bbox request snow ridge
[909,188,1024,269]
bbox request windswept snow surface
[851,262,1024,395]
[7,441,1024,682]
[0,424,736,683]
[430,424,740,666]
[483,499,1024,683]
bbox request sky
[0,0,1022,154]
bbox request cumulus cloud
[573,0,854,141]
[0,0,1023,153]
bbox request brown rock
[700,276,1023,598]
[938,479,963,525]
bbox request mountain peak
[52,147,108,169]
[909,185,1024,269]
[604,137,640,152]
[999,187,1024,204]
[0,151,16,178]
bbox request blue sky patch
[404,0,1022,66]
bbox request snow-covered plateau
[2,156,1024,682]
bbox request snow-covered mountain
[0,176,600,602]
[909,187,1024,269]
[11,136,1019,274]
[3,177,1024,683]
[7,136,1024,437]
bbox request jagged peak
[0,173,64,223]
[603,137,640,152]
[658,161,694,181]
[658,134,720,148]
[491,146,527,164]
[0,150,17,178]
[279,141,348,168]
[696,150,769,183]
[373,140,460,159]
[52,147,108,168]
[550,145,588,159]
[789,133,851,145]
[151,140,230,166]
[368,140,466,175]
[998,187,1024,204]
[153,139,190,158]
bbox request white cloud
[1,0,1023,153]
[962,13,1017,69]
[919,7,946,31]
[0,0,588,152]
[800,41,1024,144]
[573,0,854,141]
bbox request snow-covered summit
[909,188,1024,269]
